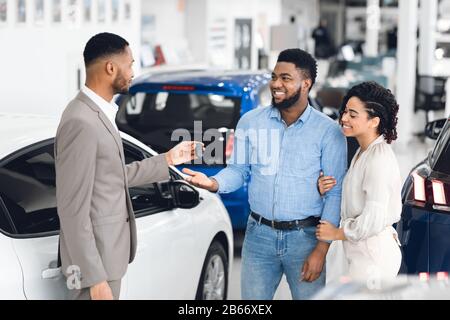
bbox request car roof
[0,113,59,158]
[0,113,158,160]
[131,69,271,94]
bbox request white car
[0,113,233,300]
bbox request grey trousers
[67,280,121,300]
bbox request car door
[0,138,199,299]
[0,204,24,299]
[122,142,199,299]
[0,141,67,299]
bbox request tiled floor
[228,136,435,300]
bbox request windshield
[430,119,450,174]
[122,91,241,130]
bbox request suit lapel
[76,92,126,163]
[76,92,134,207]
[97,111,126,166]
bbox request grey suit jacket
[55,92,169,289]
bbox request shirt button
[126,217,129,222]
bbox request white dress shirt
[81,85,119,132]
[340,135,402,242]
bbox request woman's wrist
[336,228,346,241]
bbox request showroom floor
[228,135,434,299]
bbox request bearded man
[55,33,198,300]
[183,48,347,300]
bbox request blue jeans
[241,214,325,300]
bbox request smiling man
[55,33,198,300]
[183,48,347,300]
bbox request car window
[0,143,59,235]
[0,140,176,236]
[431,119,450,174]
[119,92,242,156]
[123,92,241,130]
[123,142,172,215]
[0,197,15,234]
[435,144,450,174]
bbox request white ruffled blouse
[341,135,402,242]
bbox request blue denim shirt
[213,105,347,226]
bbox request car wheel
[196,241,228,300]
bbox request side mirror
[425,118,446,140]
[170,180,200,209]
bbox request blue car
[116,69,341,229]
[397,117,450,274]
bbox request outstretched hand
[182,168,219,192]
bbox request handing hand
[317,171,336,195]
[90,281,114,300]
[165,141,204,166]
[182,168,219,192]
[316,220,343,241]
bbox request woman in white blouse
[315,81,402,283]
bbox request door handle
[42,263,62,280]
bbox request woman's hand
[317,171,336,195]
[316,220,343,241]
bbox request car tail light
[162,85,195,91]
[432,180,447,205]
[409,170,450,210]
[339,276,352,284]
[436,272,448,281]
[412,172,426,202]
[419,272,449,281]
[218,128,234,163]
[419,272,430,282]
[225,131,234,160]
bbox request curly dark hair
[339,81,399,144]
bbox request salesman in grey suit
[55,32,198,300]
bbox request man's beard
[272,88,301,110]
[112,71,130,95]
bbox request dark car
[397,117,450,274]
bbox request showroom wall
[141,0,284,70]
[140,0,192,66]
[281,0,319,54]
[1,0,285,116]
[0,0,141,116]
[186,0,282,70]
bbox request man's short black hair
[83,32,129,67]
[277,48,317,88]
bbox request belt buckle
[271,220,275,229]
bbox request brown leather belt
[251,212,320,230]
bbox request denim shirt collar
[269,104,313,127]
